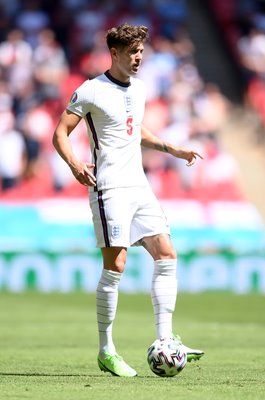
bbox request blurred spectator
[0,113,25,191]
[78,30,110,79]
[142,98,169,134]
[238,27,265,82]
[191,82,231,135]
[0,1,20,41]
[33,28,69,100]
[13,79,41,122]
[153,0,188,39]
[0,29,33,87]
[20,104,54,179]
[197,137,239,189]
[0,0,20,18]
[15,0,50,48]
[139,36,179,101]
[0,80,14,134]
[68,3,108,64]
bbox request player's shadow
[0,372,160,379]
[0,372,98,377]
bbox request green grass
[0,292,265,400]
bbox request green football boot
[173,334,204,362]
[97,353,137,377]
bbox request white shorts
[89,186,170,248]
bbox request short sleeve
[66,80,94,117]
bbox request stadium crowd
[208,0,265,131]
[0,0,253,202]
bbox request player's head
[106,23,149,78]
[106,23,149,51]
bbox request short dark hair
[106,23,149,50]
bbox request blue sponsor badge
[70,92,78,104]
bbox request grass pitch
[0,292,264,400]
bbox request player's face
[116,42,144,78]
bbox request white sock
[96,269,122,357]
[151,259,177,339]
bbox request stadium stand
[206,0,265,131]
[0,0,247,203]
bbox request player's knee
[155,239,177,259]
[105,259,125,273]
[168,247,177,259]
[102,247,127,273]
[158,247,176,260]
[114,260,125,273]
[151,246,177,261]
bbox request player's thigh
[89,188,134,248]
[142,233,176,261]
[101,247,127,272]
[130,186,170,247]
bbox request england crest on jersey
[111,224,122,239]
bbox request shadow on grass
[0,371,159,379]
[0,372,96,377]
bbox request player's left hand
[184,150,204,167]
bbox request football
[147,337,187,377]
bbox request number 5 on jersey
[126,116,133,135]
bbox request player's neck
[108,67,131,84]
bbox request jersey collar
[104,70,131,87]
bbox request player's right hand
[70,162,96,187]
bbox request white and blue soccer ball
[147,337,187,377]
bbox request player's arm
[52,109,96,186]
[140,125,203,166]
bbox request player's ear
[110,47,119,60]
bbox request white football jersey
[67,71,149,191]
